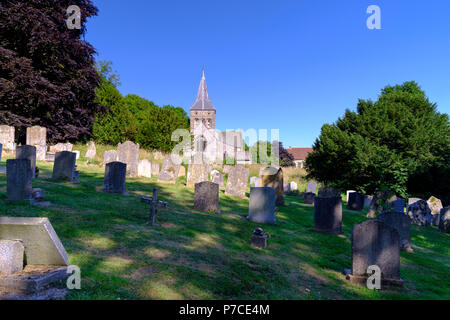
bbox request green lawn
[0,157,448,300]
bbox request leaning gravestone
[187,163,210,187]
[194,181,219,212]
[16,145,36,178]
[306,181,317,194]
[377,212,413,252]
[104,150,118,165]
[247,187,277,224]
[51,151,77,182]
[348,220,402,286]
[406,200,432,226]
[260,166,284,206]
[158,156,181,183]
[118,141,139,177]
[347,192,365,211]
[211,170,224,188]
[137,159,152,178]
[439,206,450,233]
[314,193,342,234]
[6,159,32,201]
[225,165,249,198]
[427,196,443,216]
[0,125,16,151]
[103,162,127,194]
[26,126,47,161]
[85,141,96,159]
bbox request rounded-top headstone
[194,181,219,212]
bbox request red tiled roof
[287,147,313,160]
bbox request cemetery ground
[0,156,448,300]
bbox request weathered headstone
[104,150,118,165]
[158,156,181,183]
[137,159,152,178]
[439,206,450,233]
[85,141,96,159]
[26,126,47,161]
[211,170,224,188]
[427,196,443,216]
[408,198,422,205]
[6,159,32,201]
[247,187,276,224]
[346,190,356,202]
[0,217,68,266]
[290,181,298,192]
[0,125,15,151]
[349,220,402,285]
[187,163,210,187]
[49,142,73,153]
[51,151,77,182]
[223,165,233,175]
[194,181,219,212]
[225,164,249,198]
[406,200,432,226]
[306,181,317,194]
[392,198,406,213]
[377,212,413,252]
[118,141,139,177]
[283,182,291,194]
[151,162,160,176]
[304,192,315,205]
[16,145,36,178]
[103,162,127,194]
[0,240,24,275]
[260,166,284,206]
[314,195,342,234]
[367,189,398,218]
[347,192,365,211]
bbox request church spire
[191,69,215,110]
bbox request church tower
[190,69,216,133]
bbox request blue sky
[86,0,450,148]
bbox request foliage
[305,81,450,203]
[277,141,295,167]
[0,0,102,143]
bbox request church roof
[191,69,215,111]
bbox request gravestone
[408,198,422,205]
[347,192,365,211]
[260,166,284,206]
[118,141,139,177]
[211,170,224,188]
[0,240,24,275]
[306,181,317,194]
[392,198,406,213]
[0,217,68,266]
[103,162,127,194]
[187,163,210,187]
[318,187,341,197]
[85,141,96,159]
[367,189,398,218]
[225,164,249,198]
[364,195,373,207]
[255,177,263,187]
[73,150,80,160]
[16,145,36,178]
[51,151,77,182]
[406,200,432,226]
[439,206,450,233]
[314,195,342,234]
[0,143,2,165]
[283,182,291,194]
[26,126,47,161]
[104,150,118,165]
[158,156,181,183]
[223,165,233,175]
[427,196,443,215]
[346,190,356,202]
[153,151,164,160]
[151,162,160,176]
[304,192,315,205]
[137,159,152,178]
[251,228,268,249]
[350,220,402,285]
[290,181,298,191]
[250,176,258,185]
[0,125,15,151]
[377,212,413,252]
[247,187,276,224]
[49,142,73,153]
[6,159,32,201]
[194,181,219,212]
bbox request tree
[277,141,295,167]
[305,81,449,204]
[0,0,102,143]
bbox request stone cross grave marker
[141,188,168,226]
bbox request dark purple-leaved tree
[0,0,103,143]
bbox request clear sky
[85,0,450,148]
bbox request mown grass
[0,156,448,300]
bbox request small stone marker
[118,141,139,177]
[85,141,96,159]
[52,151,77,182]
[225,165,249,198]
[406,200,432,226]
[194,181,219,212]
[306,181,317,194]
[348,220,402,286]
[16,145,36,178]
[6,159,32,201]
[26,126,47,161]
[347,192,365,211]
[260,166,284,206]
[103,162,127,194]
[104,150,118,165]
[138,159,152,178]
[0,240,25,275]
[211,170,224,188]
[158,156,181,183]
[251,228,267,249]
[0,217,69,266]
[0,125,16,151]
[314,194,342,234]
[439,206,450,233]
[247,187,276,224]
[187,163,210,187]
[290,181,298,192]
[427,196,443,215]
[377,212,413,252]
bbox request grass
[0,155,449,300]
